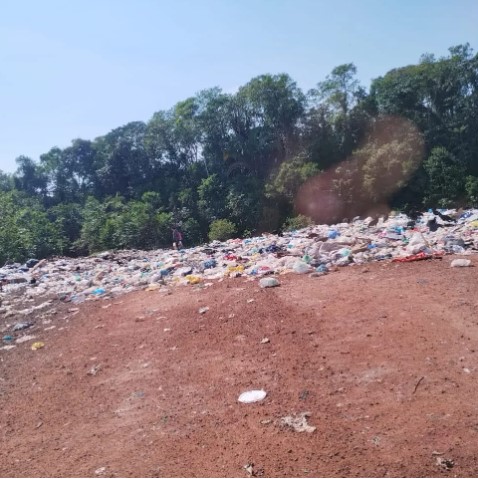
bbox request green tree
[13,156,48,200]
[208,219,237,241]
[423,147,466,207]
[197,174,227,223]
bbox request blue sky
[1,0,477,173]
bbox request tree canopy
[1,44,477,262]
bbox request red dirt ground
[2,257,478,477]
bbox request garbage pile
[1,209,478,310]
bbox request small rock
[198,307,209,314]
[260,337,270,344]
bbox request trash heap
[1,209,478,309]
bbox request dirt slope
[1,258,478,477]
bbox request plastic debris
[259,278,280,288]
[0,208,477,320]
[145,284,161,291]
[451,259,472,267]
[392,252,443,263]
[203,259,217,269]
[1,345,16,351]
[293,260,311,274]
[31,341,45,351]
[280,412,316,433]
[87,364,102,376]
[198,306,209,314]
[185,275,201,284]
[12,322,33,332]
[16,335,36,344]
[238,389,267,403]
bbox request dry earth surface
[2,257,478,477]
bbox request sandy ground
[2,257,478,477]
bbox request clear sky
[1,0,477,173]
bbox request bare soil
[2,258,478,477]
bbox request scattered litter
[244,464,254,476]
[392,252,442,263]
[1,345,16,350]
[293,260,311,274]
[463,367,471,374]
[451,258,472,267]
[299,390,310,401]
[238,389,267,403]
[247,298,255,303]
[16,335,36,344]
[0,208,477,320]
[412,376,425,394]
[12,322,33,332]
[260,337,270,344]
[436,457,454,470]
[87,364,102,376]
[31,341,45,351]
[259,278,280,288]
[280,412,316,433]
[198,306,209,314]
[145,284,161,291]
[94,467,107,475]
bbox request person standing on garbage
[172,227,184,250]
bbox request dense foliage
[1,44,477,263]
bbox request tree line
[1,44,477,263]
